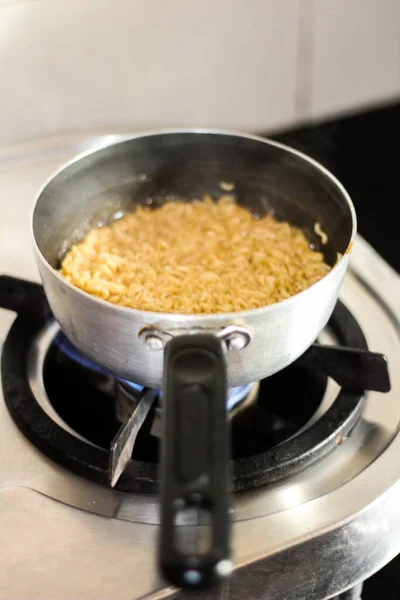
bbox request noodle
[59,196,331,314]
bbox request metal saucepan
[31,130,356,589]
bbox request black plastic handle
[159,334,232,590]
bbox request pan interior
[32,132,354,270]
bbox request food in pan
[59,195,331,314]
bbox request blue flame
[54,332,251,409]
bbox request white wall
[0,0,399,147]
[311,0,400,120]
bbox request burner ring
[1,301,366,493]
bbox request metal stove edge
[0,135,400,600]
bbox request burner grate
[0,276,390,493]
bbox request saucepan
[31,130,356,589]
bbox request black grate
[1,276,390,493]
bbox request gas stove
[1,134,400,600]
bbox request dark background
[270,100,400,598]
[271,101,400,274]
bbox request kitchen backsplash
[0,0,399,146]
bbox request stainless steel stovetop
[1,134,400,600]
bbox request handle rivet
[183,570,202,585]
[144,334,164,351]
[215,559,233,577]
[226,334,247,352]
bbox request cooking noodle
[59,195,331,314]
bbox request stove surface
[1,134,400,600]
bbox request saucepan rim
[31,128,357,323]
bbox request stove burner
[55,332,254,414]
[2,275,389,493]
[0,275,390,494]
